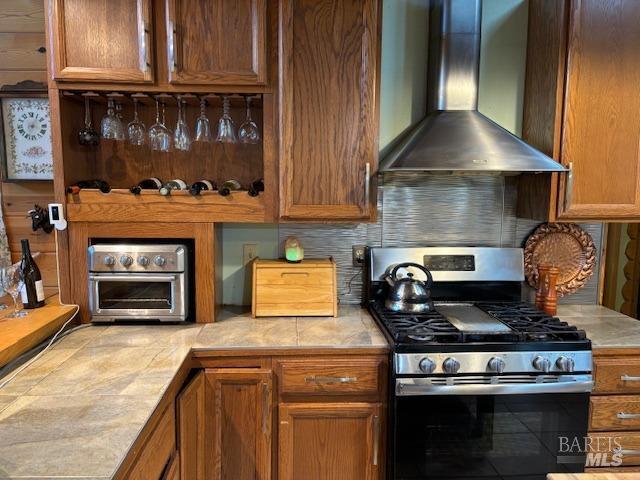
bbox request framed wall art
[0,92,53,181]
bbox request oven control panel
[88,244,187,273]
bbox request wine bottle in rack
[218,179,242,197]
[130,177,163,195]
[66,179,111,194]
[248,178,264,197]
[189,180,216,196]
[159,179,188,196]
[20,239,45,309]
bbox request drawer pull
[620,449,640,456]
[281,272,309,277]
[304,375,357,385]
[617,412,640,420]
[621,374,640,382]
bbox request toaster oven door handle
[89,274,178,282]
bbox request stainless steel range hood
[380,0,566,174]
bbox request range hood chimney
[380,0,566,174]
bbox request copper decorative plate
[524,223,596,297]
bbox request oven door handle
[396,375,593,396]
[89,274,179,282]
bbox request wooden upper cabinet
[557,0,640,219]
[49,0,154,83]
[165,0,267,85]
[278,402,382,480]
[520,0,640,221]
[205,369,272,480]
[278,0,381,220]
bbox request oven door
[393,378,592,480]
[89,273,187,321]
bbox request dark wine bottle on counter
[159,179,188,196]
[66,179,111,194]
[248,178,264,197]
[130,177,163,195]
[190,180,216,196]
[20,239,45,309]
[218,179,241,197]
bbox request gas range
[365,247,592,377]
[366,247,593,479]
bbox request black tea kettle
[384,262,434,313]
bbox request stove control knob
[137,256,150,267]
[103,255,116,266]
[119,254,133,267]
[556,356,575,372]
[488,357,506,374]
[154,255,167,267]
[532,356,551,373]
[442,357,461,374]
[419,357,436,374]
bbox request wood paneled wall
[0,0,57,295]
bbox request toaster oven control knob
[103,255,116,266]
[488,356,506,374]
[532,356,551,373]
[137,256,150,267]
[556,356,575,372]
[119,254,133,267]
[442,357,460,374]
[154,255,167,267]
[419,357,436,374]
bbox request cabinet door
[558,0,640,219]
[279,403,382,480]
[177,372,205,480]
[279,0,380,220]
[205,369,272,480]
[49,0,153,83]
[165,0,267,85]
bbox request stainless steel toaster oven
[88,243,189,322]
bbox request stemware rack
[57,90,270,223]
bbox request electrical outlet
[243,244,258,265]
[352,245,366,266]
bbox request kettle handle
[390,262,433,287]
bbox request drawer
[255,285,334,304]
[589,432,640,466]
[128,403,176,480]
[255,302,335,317]
[590,396,640,431]
[277,358,382,398]
[594,357,640,394]
[255,267,334,286]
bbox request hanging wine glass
[216,95,237,143]
[78,96,99,146]
[101,97,125,140]
[195,97,212,142]
[238,96,261,144]
[127,98,146,146]
[174,97,191,151]
[149,99,172,152]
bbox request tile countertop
[556,304,640,349]
[0,306,388,479]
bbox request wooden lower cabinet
[588,351,640,472]
[278,403,383,480]
[177,372,206,480]
[205,368,273,480]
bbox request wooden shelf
[65,189,268,223]
[61,90,263,108]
